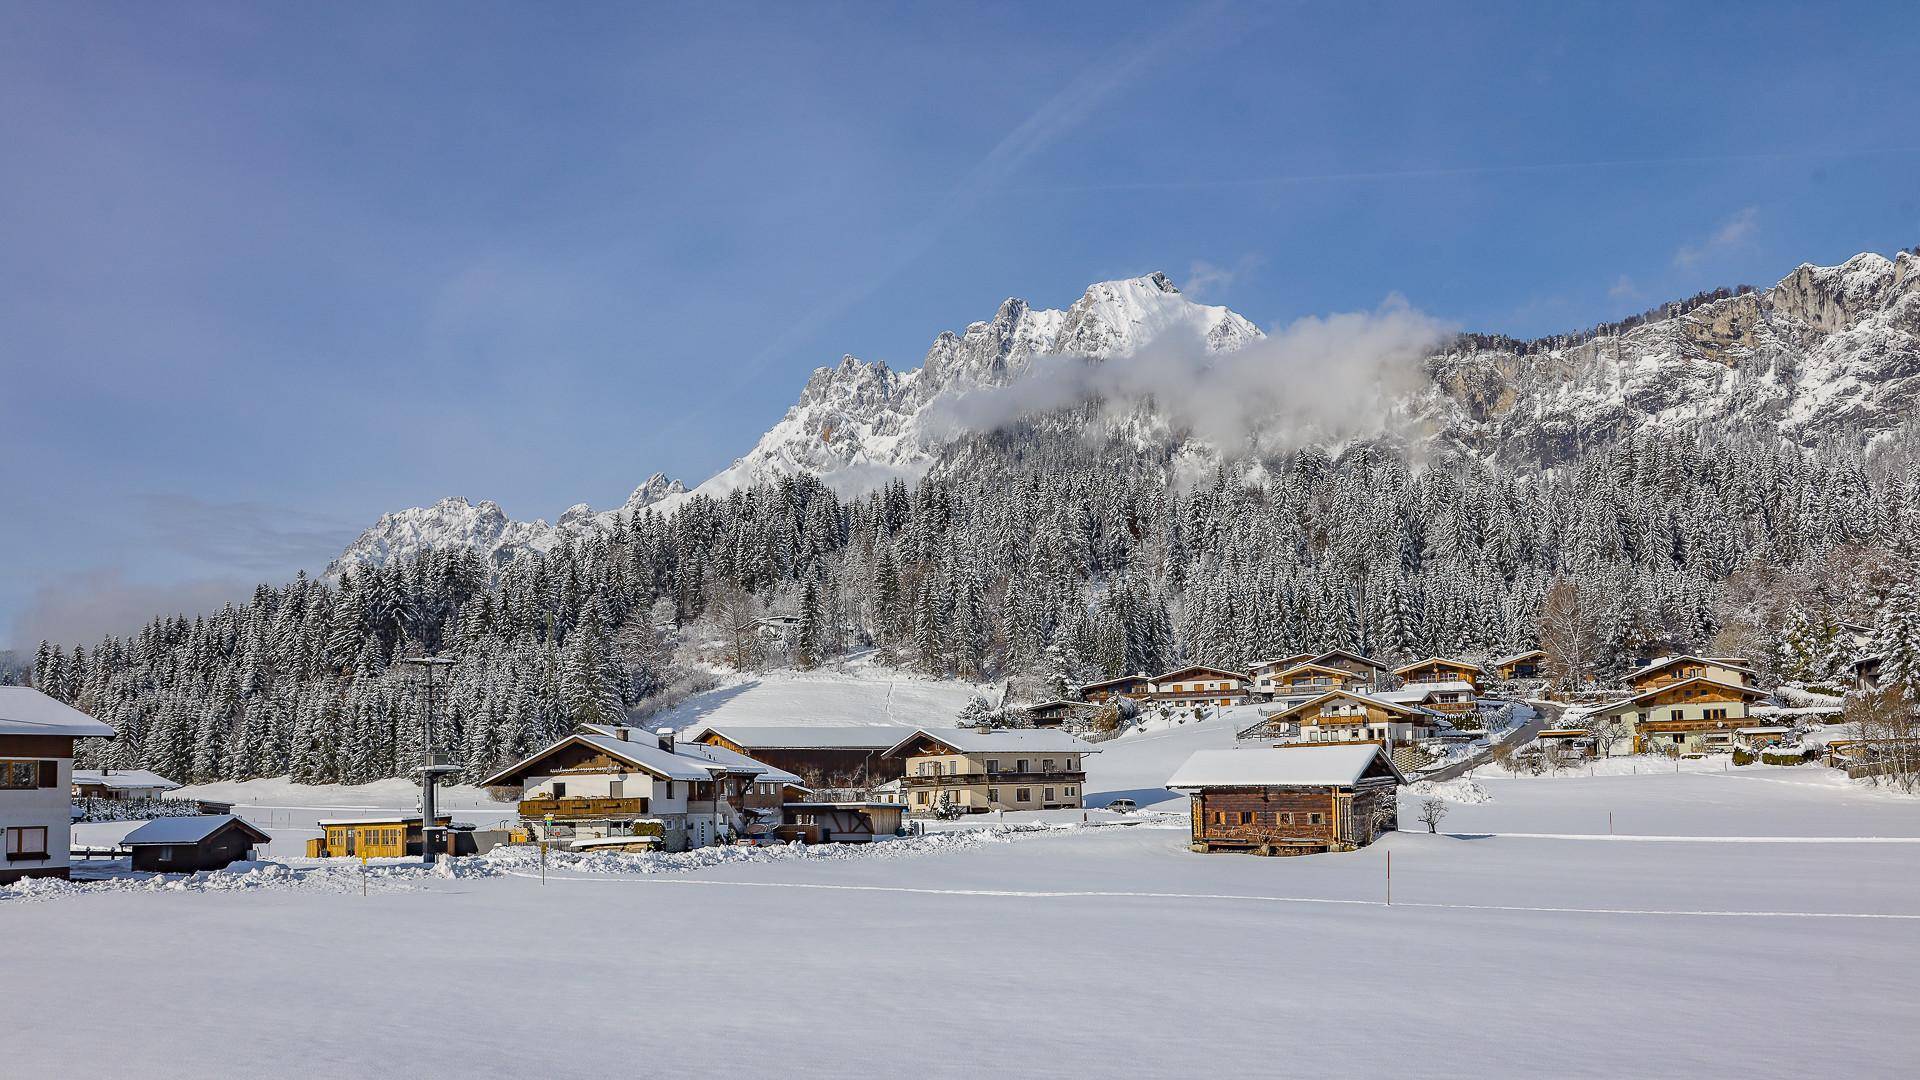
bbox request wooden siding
[1187,784,1395,853]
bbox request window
[1016,788,1031,803]
[1016,759,1029,773]
[1043,758,1055,772]
[1238,811,1254,825]
[987,759,1000,774]
[987,788,999,803]
[1064,787,1076,796]
[0,761,40,790]
[6,826,49,861]
[916,791,929,805]
[1278,812,1293,825]
[552,782,567,798]
[1044,788,1055,802]
[1211,810,1226,824]
[158,847,174,863]
[1704,708,1728,721]
[1308,813,1325,826]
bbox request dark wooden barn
[122,815,271,873]
[1167,743,1404,856]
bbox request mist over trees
[27,417,1920,787]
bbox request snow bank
[1406,778,1494,804]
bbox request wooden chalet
[1393,657,1486,690]
[1255,662,1369,698]
[1590,677,1772,754]
[1,687,115,885]
[1305,650,1391,687]
[1379,680,1477,716]
[1147,665,1254,708]
[1625,655,1759,693]
[684,724,914,787]
[1168,743,1404,855]
[480,725,788,850]
[776,802,905,844]
[123,814,270,873]
[1247,654,1316,692]
[1490,650,1547,681]
[1020,699,1101,728]
[1076,674,1154,705]
[1239,689,1444,748]
[882,728,1098,814]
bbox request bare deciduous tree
[1418,797,1450,833]
[1540,578,1604,691]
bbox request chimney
[615,727,629,742]
[657,728,676,753]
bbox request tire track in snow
[496,871,1920,920]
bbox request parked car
[1106,798,1138,814]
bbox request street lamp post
[397,655,459,865]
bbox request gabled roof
[1150,665,1250,683]
[1626,654,1759,683]
[1308,649,1388,672]
[1269,662,1366,682]
[1271,689,1433,723]
[1379,681,1476,702]
[1593,677,1771,715]
[683,724,917,750]
[1392,656,1485,676]
[881,727,1100,759]
[478,732,718,788]
[671,741,802,787]
[0,687,115,738]
[1168,743,1405,789]
[1076,674,1153,692]
[1248,654,1315,673]
[1490,649,1547,667]
[122,814,269,847]
[71,769,179,792]
[1022,699,1099,711]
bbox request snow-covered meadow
[13,712,1920,1079]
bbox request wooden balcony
[518,796,650,820]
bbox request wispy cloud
[130,493,358,573]
[922,297,1453,451]
[1607,274,1641,301]
[1183,254,1266,299]
[1674,206,1759,268]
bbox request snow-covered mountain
[330,251,1920,574]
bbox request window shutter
[39,760,57,788]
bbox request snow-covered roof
[883,727,1100,758]
[317,815,445,826]
[121,814,267,847]
[0,687,115,738]
[1307,649,1387,671]
[1275,689,1436,721]
[684,724,917,750]
[1167,744,1402,789]
[576,735,719,781]
[1392,656,1485,675]
[1150,665,1250,683]
[1076,673,1152,691]
[1595,677,1771,713]
[71,769,178,792]
[1626,654,1758,682]
[672,741,804,786]
[1735,726,1794,734]
[1380,681,1476,700]
[1490,649,1546,667]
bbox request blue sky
[4,1,1919,648]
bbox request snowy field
[645,656,991,730]
[14,735,1920,1079]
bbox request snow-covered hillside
[329,250,1920,573]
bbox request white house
[479,725,793,850]
[1,687,116,884]
[71,768,179,802]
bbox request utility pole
[398,655,460,865]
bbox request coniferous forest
[22,417,1920,787]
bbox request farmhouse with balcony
[1237,689,1445,749]
[683,724,913,788]
[1076,674,1154,704]
[1625,655,1760,692]
[1490,650,1547,681]
[1394,656,1486,690]
[480,725,791,850]
[1303,650,1391,688]
[1589,676,1772,754]
[1254,661,1370,699]
[1378,680,1477,717]
[882,728,1098,814]
[1167,742,1404,856]
[1148,665,1254,708]
[1,687,115,885]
